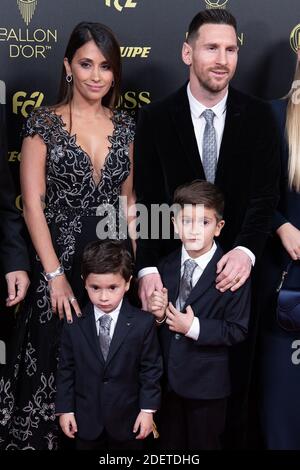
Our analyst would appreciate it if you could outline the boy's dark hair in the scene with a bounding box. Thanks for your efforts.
[173,180,224,221]
[81,240,133,282]
[187,9,237,44]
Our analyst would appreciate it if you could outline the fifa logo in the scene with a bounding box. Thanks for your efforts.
[104,0,137,12]
[290,24,300,53]
[13,91,44,117]
[17,0,38,26]
[205,0,228,8]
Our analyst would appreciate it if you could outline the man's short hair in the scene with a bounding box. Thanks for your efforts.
[187,9,237,44]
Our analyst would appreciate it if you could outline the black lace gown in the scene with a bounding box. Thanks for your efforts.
[0,107,135,450]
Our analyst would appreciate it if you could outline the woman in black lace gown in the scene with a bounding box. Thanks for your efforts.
[0,22,135,450]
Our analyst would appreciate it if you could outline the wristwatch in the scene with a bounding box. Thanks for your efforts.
[43,265,64,281]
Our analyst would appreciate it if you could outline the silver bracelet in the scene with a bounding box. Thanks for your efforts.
[155,314,167,324]
[43,265,64,281]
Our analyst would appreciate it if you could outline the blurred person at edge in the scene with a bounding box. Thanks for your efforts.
[258,48,300,450]
[0,99,29,308]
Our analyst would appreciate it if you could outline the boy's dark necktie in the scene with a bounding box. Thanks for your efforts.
[99,314,112,360]
[178,258,198,311]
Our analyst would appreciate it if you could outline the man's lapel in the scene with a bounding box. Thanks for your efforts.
[105,298,134,367]
[216,87,244,183]
[170,85,205,179]
[79,302,105,364]
[184,245,223,310]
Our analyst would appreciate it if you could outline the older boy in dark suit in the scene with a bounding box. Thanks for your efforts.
[149,181,251,450]
[55,240,162,451]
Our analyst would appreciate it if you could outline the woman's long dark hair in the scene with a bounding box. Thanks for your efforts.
[57,22,121,109]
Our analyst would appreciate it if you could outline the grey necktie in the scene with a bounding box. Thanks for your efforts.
[202,109,217,183]
[178,259,198,311]
[99,314,112,360]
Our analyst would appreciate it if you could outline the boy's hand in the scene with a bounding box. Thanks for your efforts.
[166,302,194,334]
[133,411,154,440]
[59,413,78,439]
[148,287,168,320]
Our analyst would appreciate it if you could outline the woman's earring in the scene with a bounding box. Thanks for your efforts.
[111,80,115,88]
[66,74,73,84]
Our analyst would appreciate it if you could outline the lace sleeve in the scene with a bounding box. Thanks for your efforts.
[21,107,51,144]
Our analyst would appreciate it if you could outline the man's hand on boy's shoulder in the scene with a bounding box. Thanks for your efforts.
[166,302,194,335]
[216,249,252,292]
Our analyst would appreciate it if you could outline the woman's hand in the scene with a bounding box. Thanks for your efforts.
[277,222,300,260]
[48,275,81,322]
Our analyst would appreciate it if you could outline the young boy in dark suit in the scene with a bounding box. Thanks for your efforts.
[55,240,162,451]
[149,180,251,450]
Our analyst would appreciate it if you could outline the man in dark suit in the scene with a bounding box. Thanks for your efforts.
[0,85,29,307]
[148,181,251,450]
[134,9,279,300]
[134,9,280,447]
[55,240,162,451]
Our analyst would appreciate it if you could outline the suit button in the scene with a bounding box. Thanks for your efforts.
[175,333,181,340]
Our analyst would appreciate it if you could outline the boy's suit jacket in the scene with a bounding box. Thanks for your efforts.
[158,245,251,401]
[55,298,162,441]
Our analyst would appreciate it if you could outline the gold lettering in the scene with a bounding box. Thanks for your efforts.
[238,33,244,46]
[141,47,151,58]
[13,91,26,114]
[7,29,18,41]
[15,195,23,211]
[139,91,151,106]
[0,28,7,41]
[8,151,21,162]
[123,91,137,109]
[33,29,46,42]
[131,47,142,58]
[125,0,137,7]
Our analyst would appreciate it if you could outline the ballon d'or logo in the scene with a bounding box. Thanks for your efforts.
[17,0,38,26]
[205,0,228,8]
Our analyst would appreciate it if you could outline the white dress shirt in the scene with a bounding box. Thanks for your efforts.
[187,82,227,160]
[177,242,217,341]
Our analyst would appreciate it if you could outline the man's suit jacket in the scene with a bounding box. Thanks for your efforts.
[158,245,251,400]
[134,84,280,271]
[0,103,29,274]
[55,298,163,442]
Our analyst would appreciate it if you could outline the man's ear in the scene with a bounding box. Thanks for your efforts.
[182,42,192,66]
